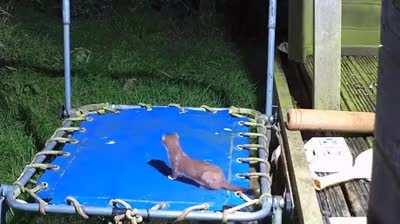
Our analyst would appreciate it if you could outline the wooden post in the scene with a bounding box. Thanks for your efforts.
[313,0,342,110]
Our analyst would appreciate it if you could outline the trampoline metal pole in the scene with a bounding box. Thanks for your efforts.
[272,196,284,224]
[266,0,277,121]
[62,0,72,115]
[0,189,6,224]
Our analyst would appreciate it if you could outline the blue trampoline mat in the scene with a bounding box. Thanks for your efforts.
[37,107,252,211]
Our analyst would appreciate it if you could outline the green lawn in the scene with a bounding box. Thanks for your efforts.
[0,2,256,223]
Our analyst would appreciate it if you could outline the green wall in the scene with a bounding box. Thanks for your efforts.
[288,0,381,62]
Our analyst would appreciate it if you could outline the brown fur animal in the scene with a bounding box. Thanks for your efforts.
[162,133,243,192]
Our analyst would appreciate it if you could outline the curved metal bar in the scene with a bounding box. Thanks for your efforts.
[14,121,72,187]
[4,124,275,222]
[0,191,6,224]
[4,185,272,221]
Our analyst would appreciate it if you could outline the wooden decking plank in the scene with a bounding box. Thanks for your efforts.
[316,185,352,217]
[341,71,374,111]
[298,55,378,221]
[342,60,374,111]
[342,138,371,216]
[304,56,377,112]
[341,57,376,111]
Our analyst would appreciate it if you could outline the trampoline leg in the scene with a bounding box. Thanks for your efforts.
[62,0,72,115]
[272,196,284,224]
[265,0,277,121]
[0,191,6,224]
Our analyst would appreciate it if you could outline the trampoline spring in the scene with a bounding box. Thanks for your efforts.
[234,191,253,202]
[66,196,89,219]
[65,115,91,122]
[238,121,266,128]
[96,107,120,115]
[239,132,268,143]
[200,105,218,113]
[54,127,86,134]
[236,144,265,151]
[101,105,119,114]
[30,182,48,193]
[229,106,259,118]
[46,137,79,145]
[230,112,245,118]
[223,199,258,214]
[35,150,71,158]
[236,157,269,165]
[168,103,186,113]
[150,202,168,210]
[175,203,209,222]
[27,163,60,171]
[16,184,48,215]
[223,193,271,215]
[28,179,38,185]
[138,103,152,111]
[109,199,132,209]
[235,172,270,179]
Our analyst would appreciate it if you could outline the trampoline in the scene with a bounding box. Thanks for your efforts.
[0,0,282,223]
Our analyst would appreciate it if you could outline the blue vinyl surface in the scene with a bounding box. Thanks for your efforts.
[37,107,252,211]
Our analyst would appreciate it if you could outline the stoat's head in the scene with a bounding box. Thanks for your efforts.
[161,133,180,149]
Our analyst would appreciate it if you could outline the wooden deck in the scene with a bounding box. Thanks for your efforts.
[276,55,377,223]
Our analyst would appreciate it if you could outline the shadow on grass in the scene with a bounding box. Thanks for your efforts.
[0,58,233,107]
[234,40,268,113]
[17,104,48,151]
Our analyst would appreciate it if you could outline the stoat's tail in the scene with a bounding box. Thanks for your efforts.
[221,182,245,192]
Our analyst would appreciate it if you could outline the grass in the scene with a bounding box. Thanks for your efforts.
[0,2,257,223]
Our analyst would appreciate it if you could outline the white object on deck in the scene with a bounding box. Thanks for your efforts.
[313,149,373,190]
[329,217,366,224]
[304,137,353,173]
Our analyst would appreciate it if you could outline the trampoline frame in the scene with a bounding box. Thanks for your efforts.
[0,0,281,222]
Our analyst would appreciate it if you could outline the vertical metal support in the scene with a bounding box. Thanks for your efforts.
[271,196,284,224]
[63,0,72,115]
[313,0,341,110]
[0,187,7,224]
[266,0,277,121]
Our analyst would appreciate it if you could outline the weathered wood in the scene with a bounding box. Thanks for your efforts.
[300,55,378,219]
[275,57,324,224]
[342,138,371,216]
[313,0,342,110]
[315,169,351,218]
[305,56,378,112]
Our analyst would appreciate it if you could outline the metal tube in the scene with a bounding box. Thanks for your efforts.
[4,116,274,222]
[272,197,283,224]
[0,191,6,224]
[63,0,72,115]
[14,121,72,187]
[266,0,277,120]
[4,184,273,221]
[5,108,274,221]
[258,124,272,202]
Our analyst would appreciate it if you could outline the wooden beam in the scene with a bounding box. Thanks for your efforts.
[275,57,324,224]
[313,0,342,110]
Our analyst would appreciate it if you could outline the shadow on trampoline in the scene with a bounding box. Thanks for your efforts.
[147,159,201,188]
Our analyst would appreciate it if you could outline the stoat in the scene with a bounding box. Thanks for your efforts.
[162,133,243,192]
